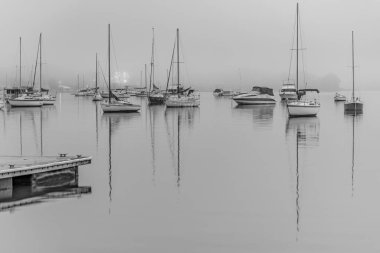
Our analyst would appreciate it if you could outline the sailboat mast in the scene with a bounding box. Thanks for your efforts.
[108,24,111,104]
[145,64,147,87]
[95,53,98,89]
[40,33,42,91]
[177,28,180,94]
[77,74,79,90]
[149,28,155,94]
[352,31,355,100]
[296,3,299,92]
[19,37,22,88]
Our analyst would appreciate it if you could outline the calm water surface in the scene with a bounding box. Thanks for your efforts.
[0,91,379,252]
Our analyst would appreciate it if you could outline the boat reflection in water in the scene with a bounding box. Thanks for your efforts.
[0,167,91,212]
[344,111,362,196]
[233,104,275,128]
[285,117,320,238]
[164,107,199,187]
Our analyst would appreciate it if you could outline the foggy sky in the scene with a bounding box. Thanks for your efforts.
[0,0,379,91]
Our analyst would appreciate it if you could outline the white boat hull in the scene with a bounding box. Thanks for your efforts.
[9,99,43,107]
[287,101,320,117]
[101,102,140,113]
[165,95,200,107]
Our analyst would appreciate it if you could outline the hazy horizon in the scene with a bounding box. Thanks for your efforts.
[1,0,379,92]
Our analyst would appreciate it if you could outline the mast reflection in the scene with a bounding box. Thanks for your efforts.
[286,117,320,238]
[164,107,198,188]
[344,111,362,197]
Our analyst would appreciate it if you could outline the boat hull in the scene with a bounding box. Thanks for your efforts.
[165,95,200,107]
[344,101,363,113]
[334,97,346,102]
[287,101,320,117]
[42,100,55,105]
[9,99,43,107]
[148,95,166,105]
[101,102,141,113]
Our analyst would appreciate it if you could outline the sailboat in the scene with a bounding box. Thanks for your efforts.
[34,33,56,105]
[344,31,363,113]
[9,37,43,107]
[165,29,200,108]
[148,28,165,105]
[101,24,141,113]
[92,53,103,101]
[286,3,320,117]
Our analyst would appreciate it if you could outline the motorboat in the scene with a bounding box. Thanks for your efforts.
[9,94,43,107]
[279,82,297,101]
[334,93,346,102]
[232,86,276,105]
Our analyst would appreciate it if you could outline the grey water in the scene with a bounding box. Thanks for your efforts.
[0,91,379,252]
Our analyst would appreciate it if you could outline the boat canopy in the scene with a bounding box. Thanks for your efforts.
[298,89,320,93]
[214,88,222,92]
[252,86,274,96]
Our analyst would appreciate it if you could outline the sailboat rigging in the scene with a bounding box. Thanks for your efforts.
[101,24,141,113]
[165,28,200,107]
[286,3,320,117]
[93,53,103,101]
[344,31,363,113]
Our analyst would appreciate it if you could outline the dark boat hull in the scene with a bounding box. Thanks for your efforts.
[148,95,165,105]
[344,101,363,113]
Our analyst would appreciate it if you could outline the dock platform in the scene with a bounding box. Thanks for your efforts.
[0,155,91,179]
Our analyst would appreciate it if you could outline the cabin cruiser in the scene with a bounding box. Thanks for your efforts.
[287,89,320,117]
[279,82,297,101]
[334,93,346,102]
[8,94,43,107]
[232,86,276,105]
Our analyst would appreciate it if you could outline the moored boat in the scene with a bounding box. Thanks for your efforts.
[9,94,43,107]
[344,31,363,114]
[334,92,346,102]
[101,24,140,113]
[286,3,320,117]
[279,82,297,101]
[164,28,200,108]
[232,86,276,105]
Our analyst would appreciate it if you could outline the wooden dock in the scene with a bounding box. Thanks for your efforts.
[0,155,91,179]
[0,155,92,211]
